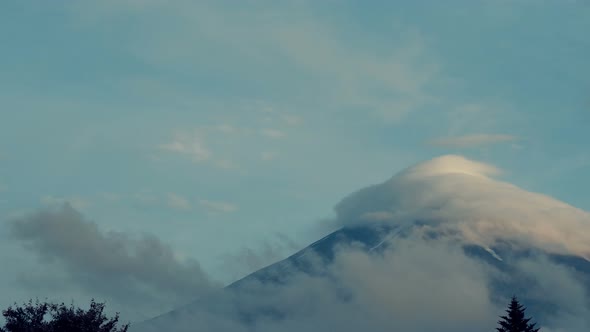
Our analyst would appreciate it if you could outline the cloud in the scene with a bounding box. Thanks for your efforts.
[428,134,517,148]
[68,1,438,121]
[335,155,590,259]
[215,124,237,134]
[41,195,90,210]
[158,131,211,163]
[260,151,277,161]
[511,256,590,331]
[138,235,501,332]
[282,114,303,126]
[219,233,301,281]
[199,199,237,213]
[158,129,240,169]
[9,204,217,317]
[133,190,159,205]
[327,238,499,331]
[166,193,191,210]
[158,121,290,169]
[260,129,286,139]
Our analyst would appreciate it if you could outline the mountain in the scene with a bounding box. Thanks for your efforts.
[133,156,590,332]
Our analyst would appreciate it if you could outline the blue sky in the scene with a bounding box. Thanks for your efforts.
[0,0,589,318]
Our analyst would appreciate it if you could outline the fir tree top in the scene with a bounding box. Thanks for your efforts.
[496,296,540,332]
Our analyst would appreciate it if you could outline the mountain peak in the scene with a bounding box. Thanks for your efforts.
[335,155,590,260]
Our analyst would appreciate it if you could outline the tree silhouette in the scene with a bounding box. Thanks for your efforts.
[496,296,540,332]
[0,299,48,332]
[0,299,129,332]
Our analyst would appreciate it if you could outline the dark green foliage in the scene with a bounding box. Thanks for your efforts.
[0,299,129,332]
[0,299,48,332]
[496,296,540,332]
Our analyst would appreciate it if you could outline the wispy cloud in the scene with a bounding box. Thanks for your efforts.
[133,190,159,205]
[199,199,237,213]
[166,193,191,211]
[41,195,90,210]
[69,1,438,122]
[158,130,239,169]
[282,114,303,126]
[158,120,291,169]
[219,233,301,282]
[260,129,286,139]
[158,131,211,162]
[428,134,517,148]
[215,124,238,134]
[260,151,277,161]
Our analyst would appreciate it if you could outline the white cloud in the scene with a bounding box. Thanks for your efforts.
[158,121,289,169]
[69,1,438,122]
[399,154,500,179]
[101,192,124,202]
[335,155,590,259]
[41,195,90,210]
[282,114,303,126]
[215,124,237,134]
[133,190,159,205]
[158,130,239,169]
[158,131,211,163]
[166,193,191,210]
[214,159,237,170]
[260,151,277,161]
[429,134,517,148]
[260,129,286,139]
[199,199,237,213]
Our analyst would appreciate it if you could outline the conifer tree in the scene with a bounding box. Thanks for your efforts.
[496,296,540,332]
[0,299,129,332]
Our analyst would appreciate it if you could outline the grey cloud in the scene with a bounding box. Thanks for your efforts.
[9,204,218,318]
[140,235,501,332]
[141,232,590,332]
[514,256,590,330]
[326,237,499,331]
[219,233,302,281]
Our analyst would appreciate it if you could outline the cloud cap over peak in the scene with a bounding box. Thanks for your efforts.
[399,155,500,179]
[335,155,590,259]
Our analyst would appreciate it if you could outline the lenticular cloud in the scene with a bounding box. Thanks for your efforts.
[335,155,590,259]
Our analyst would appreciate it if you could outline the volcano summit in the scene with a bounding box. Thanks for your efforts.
[135,155,590,332]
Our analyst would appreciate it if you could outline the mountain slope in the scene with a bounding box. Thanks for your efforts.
[134,156,590,332]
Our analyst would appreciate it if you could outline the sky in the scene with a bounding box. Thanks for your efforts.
[0,0,589,326]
